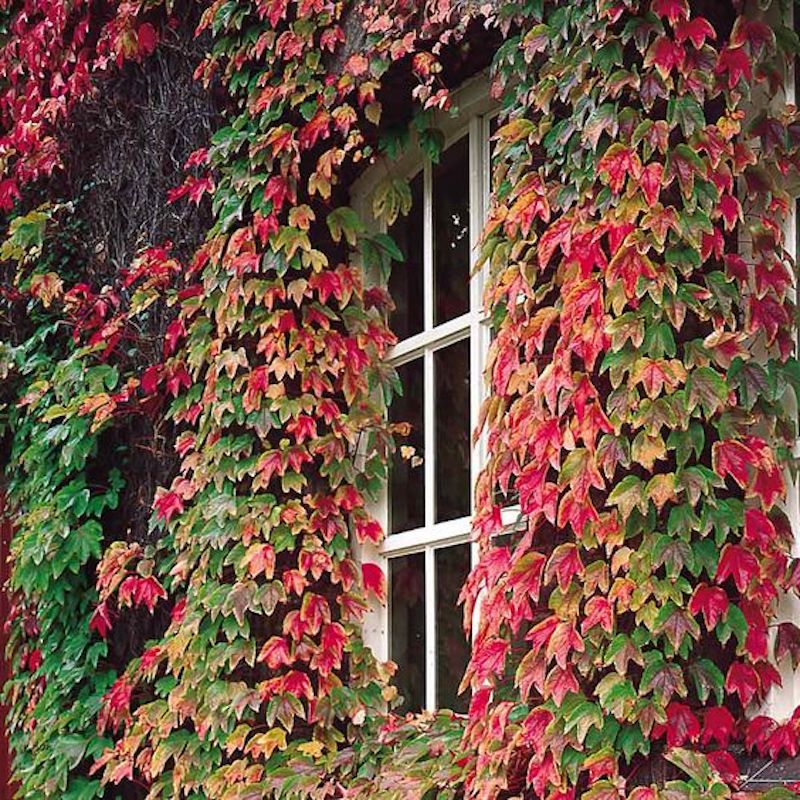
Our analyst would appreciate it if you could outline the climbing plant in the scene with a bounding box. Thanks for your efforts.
[465,1,800,798]
[3,0,800,799]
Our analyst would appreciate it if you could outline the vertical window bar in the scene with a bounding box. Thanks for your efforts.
[425,545,437,710]
[423,162,434,332]
[423,160,436,530]
[424,348,435,529]
[468,116,484,577]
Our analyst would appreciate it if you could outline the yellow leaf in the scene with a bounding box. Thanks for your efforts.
[248,728,287,758]
[297,740,325,759]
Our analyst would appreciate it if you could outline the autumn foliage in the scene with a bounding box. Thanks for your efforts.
[1,0,800,799]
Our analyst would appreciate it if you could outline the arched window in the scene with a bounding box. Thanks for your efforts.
[355,77,495,713]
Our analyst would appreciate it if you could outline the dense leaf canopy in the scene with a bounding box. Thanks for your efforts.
[1,0,800,799]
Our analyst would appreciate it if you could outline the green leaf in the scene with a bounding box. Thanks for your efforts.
[667,96,705,137]
[326,207,364,246]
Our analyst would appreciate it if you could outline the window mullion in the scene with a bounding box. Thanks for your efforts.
[424,348,435,528]
[425,545,437,711]
[468,116,484,583]
[423,162,434,331]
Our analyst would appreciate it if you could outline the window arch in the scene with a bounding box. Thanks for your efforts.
[354,76,495,713]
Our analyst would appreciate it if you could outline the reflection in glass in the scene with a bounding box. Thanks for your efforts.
[433,135,471,325]
[390,554,426,713]
[390,358,425,533]
[388,172,424,340]
[435,544,471,712]
[435,338,470,522]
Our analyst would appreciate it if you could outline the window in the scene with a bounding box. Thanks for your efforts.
[355,77,494,713]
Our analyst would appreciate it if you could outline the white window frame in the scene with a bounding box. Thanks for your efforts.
[353,75,495,711]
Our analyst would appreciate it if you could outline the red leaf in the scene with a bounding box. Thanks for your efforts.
[725,661,760,707]
[718,194,742,231]
[715,544,759,593]
[706,750,739,785]
[27,648,43,672]
[361,562,386,603]
[748,293,789,345]
[543,664,579,706]
[775,622,800,669]
[520,708,554,748]
[281,670,314,701]
[751,461,785,510]
[598,144,642,193]
[538,215,573,269]
[645,36,686,80]
[712,440,753,488]
[544,543,584,591]
[688,584,728,629]
[526,752,560,798]
[171,597,187,624]
[756,661,782,695]
[581,596,613,634]
[766,723,799,760]
[746,715,777,754]
[136,23,158,57]
[472,637,510,682]
[299,592,330,636]
[298,111,331,151]
[164,318,185,357]
[90,601,113,638]
[141,365,161,395]
[743,507,776,552]
[98,677,133,733]
[742,600,768,660]
[312,622,347,676]
[651,0,689,23]
[639,162,663,206]
[257,0,288,26]
[118,575,167,613]
[674,17,716,49]
[258,636,292,669]
[154,489,184,523]
[0,178,21,211]
[184,148,209,168]
[701,706,736,748]
[715,45,752,90]
[607,244,656,299]
[664,702,700,747]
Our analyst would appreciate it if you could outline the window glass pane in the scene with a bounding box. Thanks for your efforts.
[390,357,425,533]
[388,172,424,340]
[435,544,471,712]
[433,135,470,325]
[435,338,470,522]
[390,553,426,713]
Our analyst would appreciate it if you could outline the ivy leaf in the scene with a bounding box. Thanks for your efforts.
[372,177,412,227]
[688,585,728,630]
[686,367,728,417]
[596,673,637,719]
[665,747,712,786]
[583,103,618,150]
[687,659,725,705]
[667,96,705,137]
[775,622,800,668]
[326,207,364,246]
[654,602,699,651]
[641,657,687,703]
[663,702,700,747]
[700,706,736,748]
[725,661,761,707]
[598,143,642,193]
[715,544,759,592]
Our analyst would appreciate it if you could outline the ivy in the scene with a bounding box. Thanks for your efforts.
[2,0,800,798]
